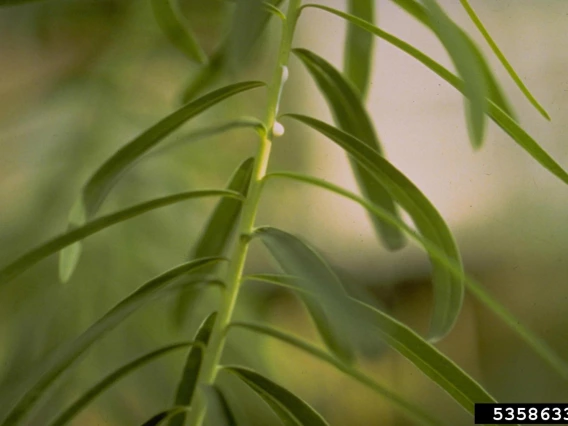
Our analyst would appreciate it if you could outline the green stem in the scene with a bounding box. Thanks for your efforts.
[187,2,301,425]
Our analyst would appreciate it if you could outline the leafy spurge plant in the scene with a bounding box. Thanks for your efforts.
[1,0,567,425]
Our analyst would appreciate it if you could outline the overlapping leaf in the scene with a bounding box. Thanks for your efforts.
[150,0,207,63]
[293,48,406,250]
[1,258,223,426]
[175,158,254,325]
[59,81,264,282]
[169,312,217,426]
[0,190,241,286]
[283,115,463,341]
[253,226,355,363]
[223,366,329,426]
[200,385,238,426]
[299,5,568,185]
[48,343,193,426]
[344,0,374,97]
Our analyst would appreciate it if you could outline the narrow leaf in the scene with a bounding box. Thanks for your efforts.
[458,0,550,120]
[140,407,188,426]
[1,258,223,426]
[58,81,263,282]
[223,366,330,426]
[150,0,207,63]
[283,114,463,341]
[48,343,193,426]
[175,158,255,325]
[420,0,488,148]
[169,312,218,426]
[301,5,568,184]
[263,171,568,381]
[0,190,242,286]
[344,0,374,97]
[200,385,238,426]
[293,48,406,250]
[389,0,515,121]
[230,319,444,426]
[253,226,355,363]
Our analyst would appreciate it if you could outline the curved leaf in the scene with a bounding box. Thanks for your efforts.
[58,81,264,282]
[48,343,193,426]
[252,226,355,363]
[458,0,550,119]
[390,0,516,120]
[230,319,444,426]
[0,190,242,286]
[283,114,463,341]
[263,171,568,381]
[140,407,188,426]
[299,5,568,185]
[169,312,218,426]
[293,48,406,250]
[223,366,329,426]
[200,385,238,426]
[151,0,207,63]
[344,0,374,97]
[420,0,488,148]
[1,258,223,426]
[175,158,254,325]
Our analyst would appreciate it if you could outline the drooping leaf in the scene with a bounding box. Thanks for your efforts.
[283,115,463,341]
[1,258,223,426]
[169,312,218,426]
[389,0,516,121]
[344,0,374,97]
[150,0,207,63]
[253,226,355,363]
[140,407,187,426]
[174,158,254,325]
[458,0,550,120]
[200,385,238,426]
[223,366,330,426]
[230,319,443,426]
[301,5,568,185]
[48,343,193,426]
[420,0,488,148]
[263,171,568,381]
[293,48,406,251]
[0,190,242,287]
[58,81,264,282]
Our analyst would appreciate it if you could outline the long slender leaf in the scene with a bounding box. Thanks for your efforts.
[150,0,207,63]
[253,226,355,363]
[169,312,218,426]
[200,385,238,426]
[299,5,568,185]
[175,158,255,325]
[0,190,242,286]
[48,342,193,426]
[344,0,374,97]
[230,318,444,426]
[283,114,463,341]
[141,407,188,426]
[1,258,223,426]
[458,0,550,120]
[390,0,516,120]
[58,81,263,282]
[263,171,568,381]
[420,0,488,148]
[223,366,330,426]
[293,48,406,250]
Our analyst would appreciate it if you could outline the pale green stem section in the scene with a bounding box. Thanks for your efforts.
[186,2,301,425]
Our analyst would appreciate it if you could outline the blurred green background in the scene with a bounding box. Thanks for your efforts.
[0,0,567,425]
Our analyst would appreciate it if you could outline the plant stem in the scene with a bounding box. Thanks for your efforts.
[187,1,301,425]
